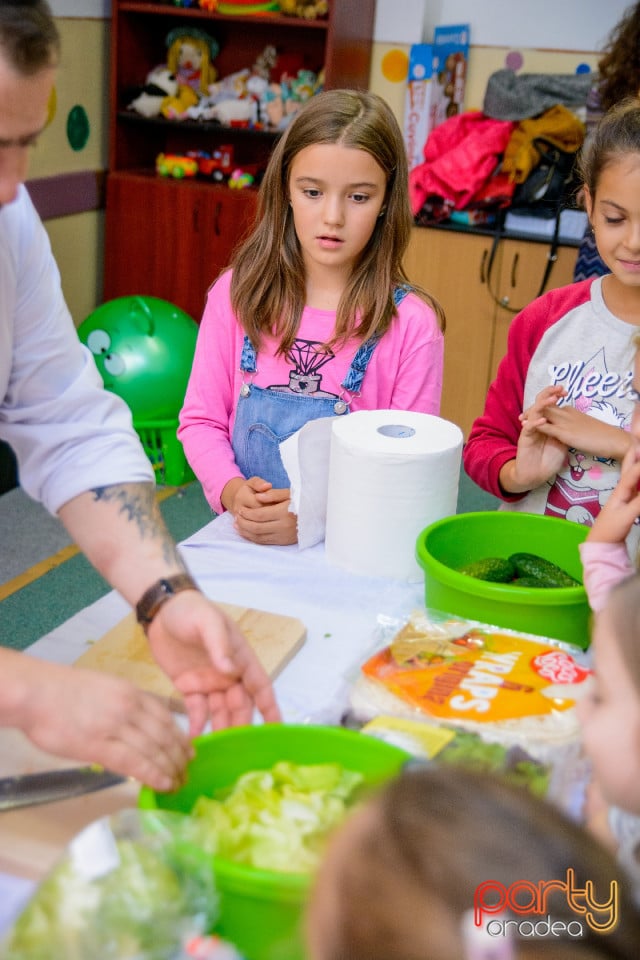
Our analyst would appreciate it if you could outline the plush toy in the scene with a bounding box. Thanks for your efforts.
[279,0,328,19]
[210,97,256,126]
[263,68,319,130]
[165,27,219,96]
[160,84,199,120]
[127,67,178,118]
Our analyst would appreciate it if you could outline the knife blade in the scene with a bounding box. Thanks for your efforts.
[0,767,127,811]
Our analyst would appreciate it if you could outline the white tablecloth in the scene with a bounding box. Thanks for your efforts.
[27,511,424,725]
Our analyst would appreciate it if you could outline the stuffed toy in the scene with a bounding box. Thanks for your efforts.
[165,27,219,96]
[279,0,328,19]
[161,84,199,120]
[127,67,178,118]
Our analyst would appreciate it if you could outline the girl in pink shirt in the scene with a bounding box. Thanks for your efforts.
[179,89,444,546]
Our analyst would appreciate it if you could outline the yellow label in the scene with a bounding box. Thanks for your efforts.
[362,716,456,757]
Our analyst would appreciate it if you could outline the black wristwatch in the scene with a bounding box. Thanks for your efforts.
[135,573,200,632]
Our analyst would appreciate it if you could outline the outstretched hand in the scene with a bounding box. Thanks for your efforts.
[148,590,282,736]
[14,655,193,792]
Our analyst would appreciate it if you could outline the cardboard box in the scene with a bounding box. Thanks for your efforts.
[403,43,434,172]
[431,24,470,128]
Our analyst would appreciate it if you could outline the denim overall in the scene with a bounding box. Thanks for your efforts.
[231,286,411,488]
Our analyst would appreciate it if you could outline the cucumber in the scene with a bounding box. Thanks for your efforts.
[508,552,580,588]
[458,557,516,583]
[512,576,547,588]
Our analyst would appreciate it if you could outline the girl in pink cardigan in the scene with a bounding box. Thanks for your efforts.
[179,90,444,546]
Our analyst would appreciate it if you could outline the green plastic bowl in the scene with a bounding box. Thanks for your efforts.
[138,724,408,960]
[416,512,590,649]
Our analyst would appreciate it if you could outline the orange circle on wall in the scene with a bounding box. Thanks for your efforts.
[381,49,409,84]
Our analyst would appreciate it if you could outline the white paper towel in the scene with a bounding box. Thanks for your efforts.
[281,410,463,579]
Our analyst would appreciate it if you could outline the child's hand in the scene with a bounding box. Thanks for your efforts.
[499,386,568,493]
[229,476,298,545]
[537,404,632,462]
[588,442,640,544]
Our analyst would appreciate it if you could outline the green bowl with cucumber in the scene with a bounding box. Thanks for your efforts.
[416,511,590,649]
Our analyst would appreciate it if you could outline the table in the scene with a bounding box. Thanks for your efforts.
[0,512,423,933]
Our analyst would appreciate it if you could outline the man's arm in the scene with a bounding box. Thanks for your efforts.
[58,483,282,734]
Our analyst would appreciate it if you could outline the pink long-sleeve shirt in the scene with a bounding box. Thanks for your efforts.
[179,270,444,513]
[578,540,634,613]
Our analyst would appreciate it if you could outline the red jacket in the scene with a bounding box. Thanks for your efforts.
[409,111,516,215]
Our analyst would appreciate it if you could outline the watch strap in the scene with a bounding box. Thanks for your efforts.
[135,573,199,631]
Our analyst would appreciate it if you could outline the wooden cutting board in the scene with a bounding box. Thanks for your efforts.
[73,603,306,711]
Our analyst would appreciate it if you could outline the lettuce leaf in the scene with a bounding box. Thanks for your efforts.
[191,761,364,874]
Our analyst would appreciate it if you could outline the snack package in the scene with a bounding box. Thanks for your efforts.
[361,716,552,798]
[0,808,223,960]
[349,609,591,762]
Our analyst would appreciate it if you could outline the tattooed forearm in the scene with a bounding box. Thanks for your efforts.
[90,483,185,568]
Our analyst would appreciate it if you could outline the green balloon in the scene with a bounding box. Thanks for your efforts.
[77,296,199,420]
[66,105,90,151]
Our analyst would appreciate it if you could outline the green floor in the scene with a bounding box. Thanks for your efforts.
[1,483,215,652]
[0,469,498,653]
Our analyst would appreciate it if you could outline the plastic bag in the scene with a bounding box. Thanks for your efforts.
[344,606,591,758]
[1,808,220,960]
[343,607,593,817]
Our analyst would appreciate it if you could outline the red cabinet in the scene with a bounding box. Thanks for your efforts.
[104,172,258,321]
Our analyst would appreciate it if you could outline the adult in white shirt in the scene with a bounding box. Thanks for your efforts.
[0,0,280,793]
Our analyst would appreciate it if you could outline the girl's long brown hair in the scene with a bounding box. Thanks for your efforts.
[229,88,443,355]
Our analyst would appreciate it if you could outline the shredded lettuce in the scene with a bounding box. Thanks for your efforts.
[191,761,364,873]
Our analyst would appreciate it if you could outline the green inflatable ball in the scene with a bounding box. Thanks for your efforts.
[78,296,198,421]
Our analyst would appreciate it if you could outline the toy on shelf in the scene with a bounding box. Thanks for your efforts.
[263,68,321,129]
[160,27,219,119]
[126,29,322,131]
[156,153,198,178]
[127,27,220,122]
[228,168,255,190]
[279,0,328,19]
[216,2,279,14]
[187,146,235,182]
[127,67,178,119]
[166,27,219,96]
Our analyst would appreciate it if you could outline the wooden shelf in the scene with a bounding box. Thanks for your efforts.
[104,0,375,318]
[118,2,329,30]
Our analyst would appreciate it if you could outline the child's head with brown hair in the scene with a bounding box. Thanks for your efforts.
[306,764,640,960]
[578,573,640,819]
[597,2,640,113]
[230,88,442,354]
[579,98,640,201]
[578,99,640,301]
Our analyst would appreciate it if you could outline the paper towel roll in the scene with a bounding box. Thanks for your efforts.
[324,410,463,580]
